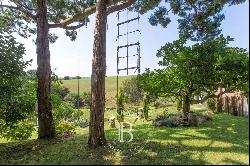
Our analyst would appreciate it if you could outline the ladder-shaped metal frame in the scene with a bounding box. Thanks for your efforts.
[116,7,141,142]
[116,7,141,122]
[116,8,141,91]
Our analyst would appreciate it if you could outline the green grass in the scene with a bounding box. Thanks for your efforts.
[0,105,249,165]
[62,76,132,108]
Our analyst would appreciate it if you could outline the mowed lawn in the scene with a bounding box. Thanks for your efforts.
[62,76,132,108]
[0,106,249,165]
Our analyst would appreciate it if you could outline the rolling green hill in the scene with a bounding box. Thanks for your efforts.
[62,75,132,107]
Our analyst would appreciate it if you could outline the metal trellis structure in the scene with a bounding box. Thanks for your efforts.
[116,7,141,100]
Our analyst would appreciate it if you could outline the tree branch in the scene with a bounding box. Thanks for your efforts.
[51,0,135,28]
[12,0,36,11]
[191,89,233,104]
[49,23,85,30]
[107,0,136,15]
[0,4,36,21]
[187,0,198,15]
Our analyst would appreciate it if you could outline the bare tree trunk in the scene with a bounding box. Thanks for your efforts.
[216,94,223,112]
[182,93,191,119]
[88,0,107,148]
[36,0,55,139]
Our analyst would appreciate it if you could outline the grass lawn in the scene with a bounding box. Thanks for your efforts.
[0,105,249,165]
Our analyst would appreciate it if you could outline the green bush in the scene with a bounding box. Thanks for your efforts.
[203,111,214,120]
[81,92,91,108]
[124,107,137,116]
[117,88,126,115]
[55,120,76,136]
[0,31,37,140]
[64,93,84,109]
[0,119,35,141]
[53,86,70,100]
[207,98,216,112]
[176,97,182,111]
[64,92,91,109]
[155,111,181,121]
[122,77,143,104]
[153,98,175,109]
[142,94,150,120]
[154,112,181,127]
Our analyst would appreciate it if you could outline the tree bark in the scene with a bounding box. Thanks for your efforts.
[216,94,223,112]
[182,93,191,119]
[36,0,55,139]
[88,0,107,148]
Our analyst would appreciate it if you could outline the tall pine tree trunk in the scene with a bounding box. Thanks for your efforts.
[36,0,55,139]
[88,0,107,148]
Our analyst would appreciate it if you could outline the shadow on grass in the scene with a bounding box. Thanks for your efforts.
[0,113,248,165]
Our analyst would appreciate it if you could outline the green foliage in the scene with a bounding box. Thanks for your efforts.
[0,119,35,141]
[55,120,76,136]
[204,111,214,121]
[154,112,181,127]
[52,95,75,122]
[116,88,126,123]
[1,0,246,43]
[81,92,91,108]
[121,76,143,104]
[0,0,95,41]
[0,30,36,140]
[64,92,90,109]
[153,97,174,108]
[206,98,217,112]
[132,0,247,41]
[142,94,150,120]
[117,88,126,116]
[176,97,182,111]
[53,86,70,100]
[139,36,249,114]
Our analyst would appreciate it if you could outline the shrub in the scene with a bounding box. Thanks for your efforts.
[188,112,201,126]
[153,98,175,109]
[0,119,35,141]
[154,111,211,128]
[125,107,137,116]
[207,98,217,112]
[81,92,91,108]
[117,88,126,115]
[53,86,70,100]
[176,97,182,111]
[64,92,91,109]
[203,111,214,120]
[122,77,143,104]
[55,120,76,136]
[52,99,75,122]
[0,31,36,140]
[154,113,180,127]
[142,94,150,120]
[64,93,84,109]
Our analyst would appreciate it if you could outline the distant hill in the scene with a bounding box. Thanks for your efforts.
[62,75,132,108]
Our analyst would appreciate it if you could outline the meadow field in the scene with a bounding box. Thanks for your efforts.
[61,76,132,108]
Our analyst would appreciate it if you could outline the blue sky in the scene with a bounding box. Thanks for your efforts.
[18,1,249,78]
